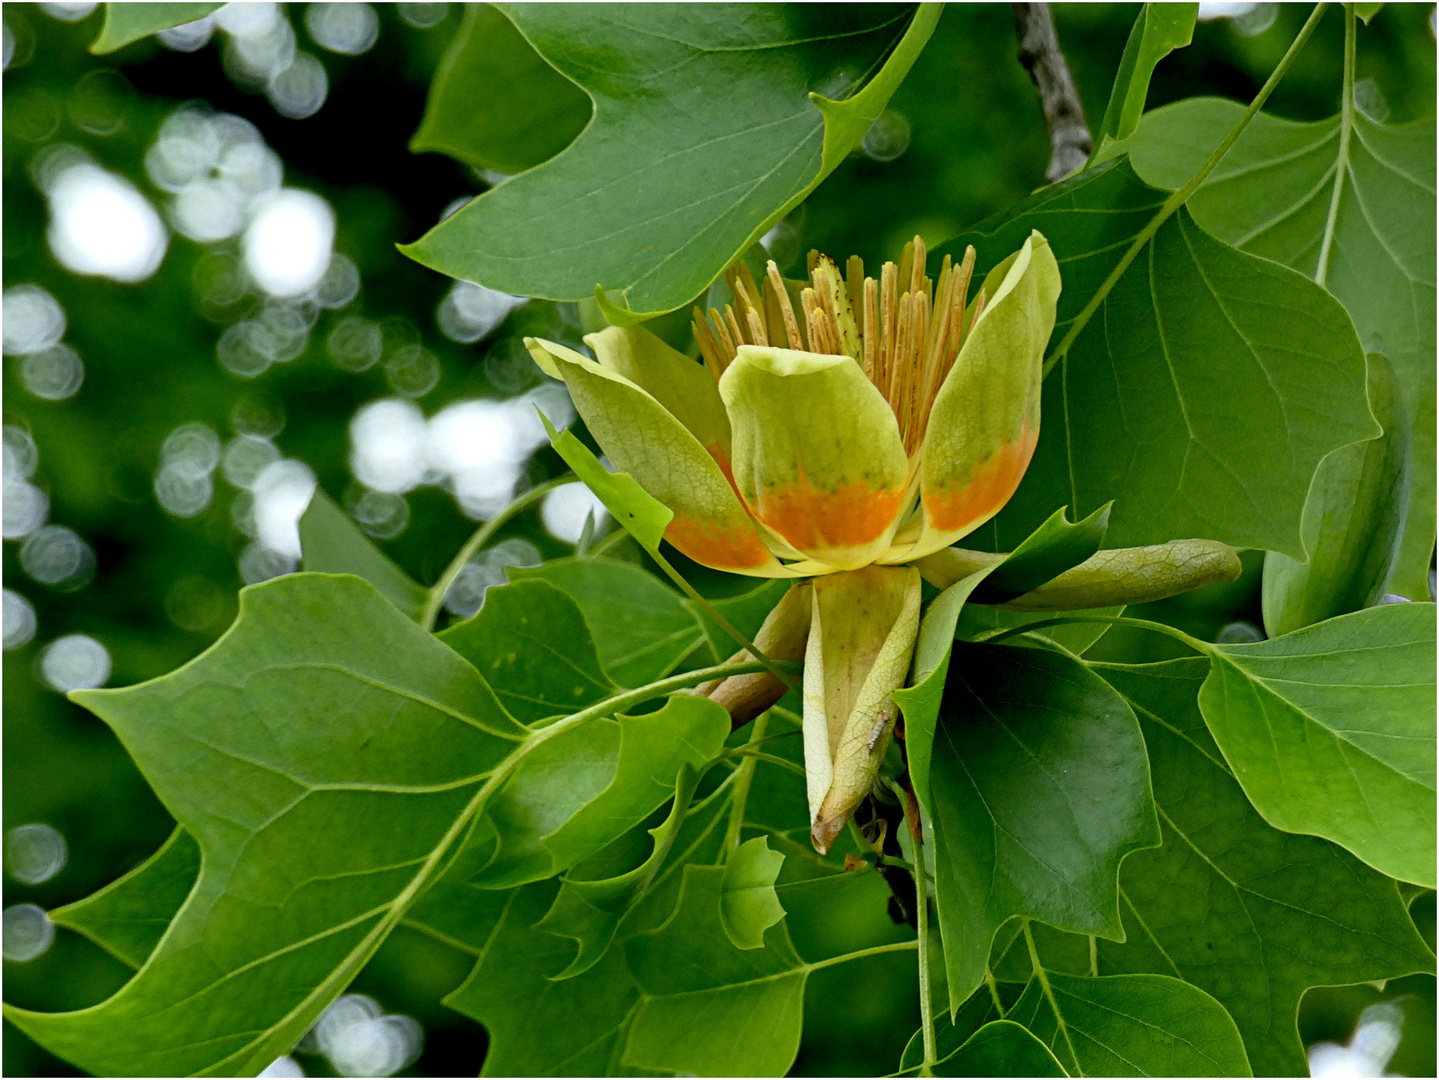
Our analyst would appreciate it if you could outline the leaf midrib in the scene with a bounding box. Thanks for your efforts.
[1217,653,1434,791]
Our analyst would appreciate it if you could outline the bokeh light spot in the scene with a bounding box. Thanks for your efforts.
[3,285,66,356]
[39,633,111,691]
[542,483,610,544]
[2,904,54,962]
[19,344,84,401]
[46,163,168,283]
[305,3,379,55]
[20,526,95,590]
[3,590,38,650]
[5,823,67,885]
[244,189,335,298]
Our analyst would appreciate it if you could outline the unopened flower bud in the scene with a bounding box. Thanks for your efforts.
[804,565,921,853]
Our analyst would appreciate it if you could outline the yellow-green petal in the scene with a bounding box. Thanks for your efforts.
[524,337,789,576]
[720,345,911,571]
[889,231,1060,563]
[584,325,732,461]
[802,565,921,853]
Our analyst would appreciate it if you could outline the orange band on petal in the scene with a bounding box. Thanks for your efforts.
[666,514,775,571]
[751,467,906,556]
[923,421,1038,534]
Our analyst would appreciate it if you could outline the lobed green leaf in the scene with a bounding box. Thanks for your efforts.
[410,4,591,175]
[1092,657,1435,1075]
[925,643,1159,1005]
[1008,970,1252,1076]
[1197,603,1437,885]
[1128,96,1437,599]
[942,162,1379,560]
[402,4,939,317]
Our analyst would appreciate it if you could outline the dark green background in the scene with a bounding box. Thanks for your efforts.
[3,4,1433,1075]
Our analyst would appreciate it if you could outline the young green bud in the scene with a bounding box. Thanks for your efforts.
[916,538,1241,609]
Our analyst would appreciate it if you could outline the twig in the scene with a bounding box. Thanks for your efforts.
[1013,3,1093,183]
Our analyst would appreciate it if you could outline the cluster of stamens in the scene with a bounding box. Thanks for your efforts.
[693,236,985,455]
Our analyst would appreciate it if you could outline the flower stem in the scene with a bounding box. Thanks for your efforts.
[1043,2,1328,378]
[891,780,937,1074]
[421,475,577,631]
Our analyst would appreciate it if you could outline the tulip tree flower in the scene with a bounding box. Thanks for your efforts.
[527,231,1061,851]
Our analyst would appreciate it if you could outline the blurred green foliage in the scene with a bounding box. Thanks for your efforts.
[3,4,1433,1076]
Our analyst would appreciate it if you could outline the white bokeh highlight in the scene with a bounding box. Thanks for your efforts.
[244,189,335,298]
[39,633,111,692]
[2,904,54,962]
[2,285,66,355]
[5,823,67,885]
[542,483,610,544]
[299,994,423,1078]
[45,162,167,283]
[3,590,38,650]
[1307,1002,1405,1079]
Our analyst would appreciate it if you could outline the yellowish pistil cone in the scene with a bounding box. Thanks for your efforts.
[803,565,921,853]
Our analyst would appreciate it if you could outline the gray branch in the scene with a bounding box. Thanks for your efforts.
[1013,3,1093,184]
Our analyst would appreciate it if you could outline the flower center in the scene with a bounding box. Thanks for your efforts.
[692,235,987,456]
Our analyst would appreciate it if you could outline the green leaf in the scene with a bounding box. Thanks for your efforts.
[544,417,672,550]
[1197,603,1437,885]
[1091,657,1436,1076]
[1262,352,1411,636]
[445,880,645,1077]
[48,828,200,970]
[469,696,729,890]
[719,836,786,950]
[971,502,1112,604]
[90,2,221,53]
[927,643,1159,1005]
[538,762,710,977]
[898,991,999,1073]
[5,574,529,1077]
[402,4,940,318]
[512,556,706,686]
[1355,2,1384,23]
[936,1020,1068,1077]
[1093,3,1197,154]
[410,4,591,175]
[942,161,1379,558]
[900,1008,1067,1077]
[622,865,809,1076]
[299,489,428,622]
[1128,96,1436,598]
[440,577,618,724]
[934,160,1164,380]
[893,567,997,816]
[1008,971,1252,1076]
[544,701,729,875]
[900,506,1120,818]
[445,777,738,1075]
